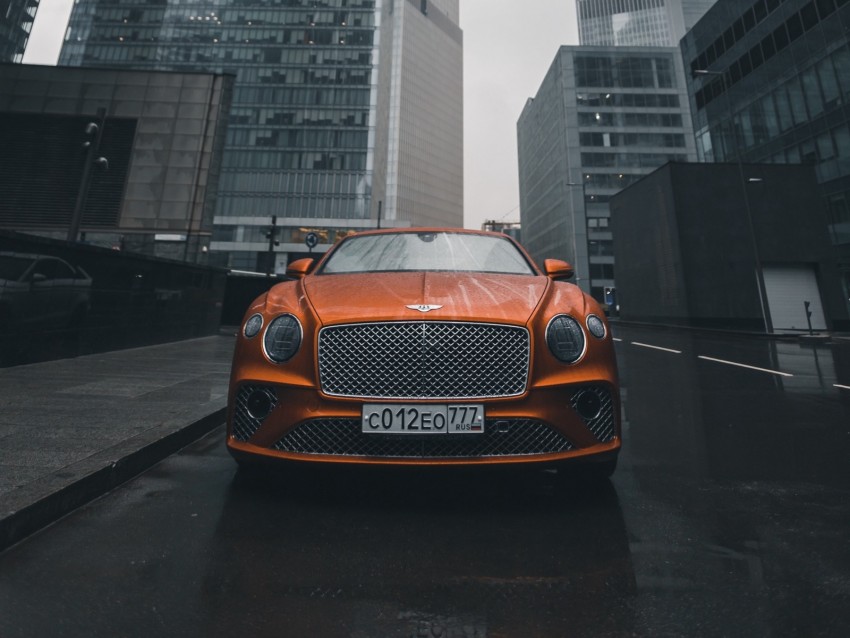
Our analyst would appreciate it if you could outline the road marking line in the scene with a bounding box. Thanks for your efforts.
[835,384,850,391]
[613,337,623,342]
[698,355,793,377]
[631,342,682,354]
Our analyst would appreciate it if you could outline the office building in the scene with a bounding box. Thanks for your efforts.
[0,63,232,262]
[682,0,850,318]
[517,46,696,302]
[481,220,521,244]
[577,0,716,47]
[58,0,463,272]
[1,0,38,62]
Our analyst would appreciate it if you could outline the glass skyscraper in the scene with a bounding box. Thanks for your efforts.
[1,0,38,62]
[577,0,716,47]
[58,0,462,271]
[517,46,696,302]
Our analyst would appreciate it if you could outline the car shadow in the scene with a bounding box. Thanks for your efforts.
[196,462,638,637]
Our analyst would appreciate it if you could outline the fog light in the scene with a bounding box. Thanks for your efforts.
[586,314,606,339]
[247,390,273,420]
[574,391,602,421]
[243,313,263,338]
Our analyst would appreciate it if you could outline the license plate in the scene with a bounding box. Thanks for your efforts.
[362,404,485,435]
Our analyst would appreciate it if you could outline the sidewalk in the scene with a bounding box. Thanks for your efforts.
[0,334,235,552]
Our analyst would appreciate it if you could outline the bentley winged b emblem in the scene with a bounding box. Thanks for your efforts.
[406,304,443,313]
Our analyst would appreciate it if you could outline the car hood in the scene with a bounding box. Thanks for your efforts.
[301,272,549,325]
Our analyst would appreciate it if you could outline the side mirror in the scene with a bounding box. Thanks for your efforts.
[544,259,574,281]
[285,258,315,279]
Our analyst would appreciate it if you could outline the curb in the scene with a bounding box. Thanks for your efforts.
[0,408,225,553]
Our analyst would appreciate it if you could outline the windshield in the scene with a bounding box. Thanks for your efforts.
[320,232,536,275]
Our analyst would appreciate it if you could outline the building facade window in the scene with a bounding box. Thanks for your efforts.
[519,46,696,302]
[58,0,463,270]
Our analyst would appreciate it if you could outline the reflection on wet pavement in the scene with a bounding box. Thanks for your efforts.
[198,461,637,637]
[613,326,850,636]
[615,326,850,484]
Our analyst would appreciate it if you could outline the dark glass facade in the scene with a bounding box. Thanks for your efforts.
[517,46,696,303]
[59,0,463,272]
[577,0,716,47]
[682,0,850,315]
[1,0,38,62]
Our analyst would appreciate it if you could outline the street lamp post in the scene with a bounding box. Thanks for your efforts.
[68,108,108,242]
[565,180,591,295]
[693,69,773,333]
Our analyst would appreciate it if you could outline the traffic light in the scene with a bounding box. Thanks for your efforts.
[266,214,280,246]
[265,215,279,277]
[265,227,279,246]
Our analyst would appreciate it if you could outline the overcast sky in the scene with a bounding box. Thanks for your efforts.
[23,0,579,231]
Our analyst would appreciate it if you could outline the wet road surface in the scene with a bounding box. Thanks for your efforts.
[1,326,849,637]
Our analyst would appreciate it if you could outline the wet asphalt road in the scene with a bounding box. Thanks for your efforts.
[1,325,849,637]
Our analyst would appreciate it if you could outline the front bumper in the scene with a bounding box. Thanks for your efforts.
[226,382,621,467]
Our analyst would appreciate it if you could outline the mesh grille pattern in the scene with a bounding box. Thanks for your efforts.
[570,386,616,442]
[231,384,277,442]
[272,419,573,458]
[319,322,530,399]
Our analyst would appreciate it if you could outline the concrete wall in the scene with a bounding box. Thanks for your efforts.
[611,162,848,330]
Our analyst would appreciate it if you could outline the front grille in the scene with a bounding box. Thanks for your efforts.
[272,419,573,458]
[319,322,530,399]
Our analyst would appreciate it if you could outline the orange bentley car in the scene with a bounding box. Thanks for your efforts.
[226,228,621,478]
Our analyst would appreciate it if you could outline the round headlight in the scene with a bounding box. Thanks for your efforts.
[546,315,586,363]
[263,314,302,363]
[586,314,606,339]
[243,313,263,338]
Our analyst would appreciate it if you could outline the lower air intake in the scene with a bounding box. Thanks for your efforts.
[570,386,616,442]
[231,384,277,442]
[272,419,573,458]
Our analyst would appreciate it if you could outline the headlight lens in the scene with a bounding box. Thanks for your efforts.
[586,314,606,339]
[546,315,586,363]
[243,313,263,338]
[263,314,302,363]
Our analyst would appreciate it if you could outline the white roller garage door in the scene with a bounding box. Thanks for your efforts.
[762,265,826,332]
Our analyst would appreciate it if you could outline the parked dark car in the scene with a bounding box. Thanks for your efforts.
[0,253,92,359]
